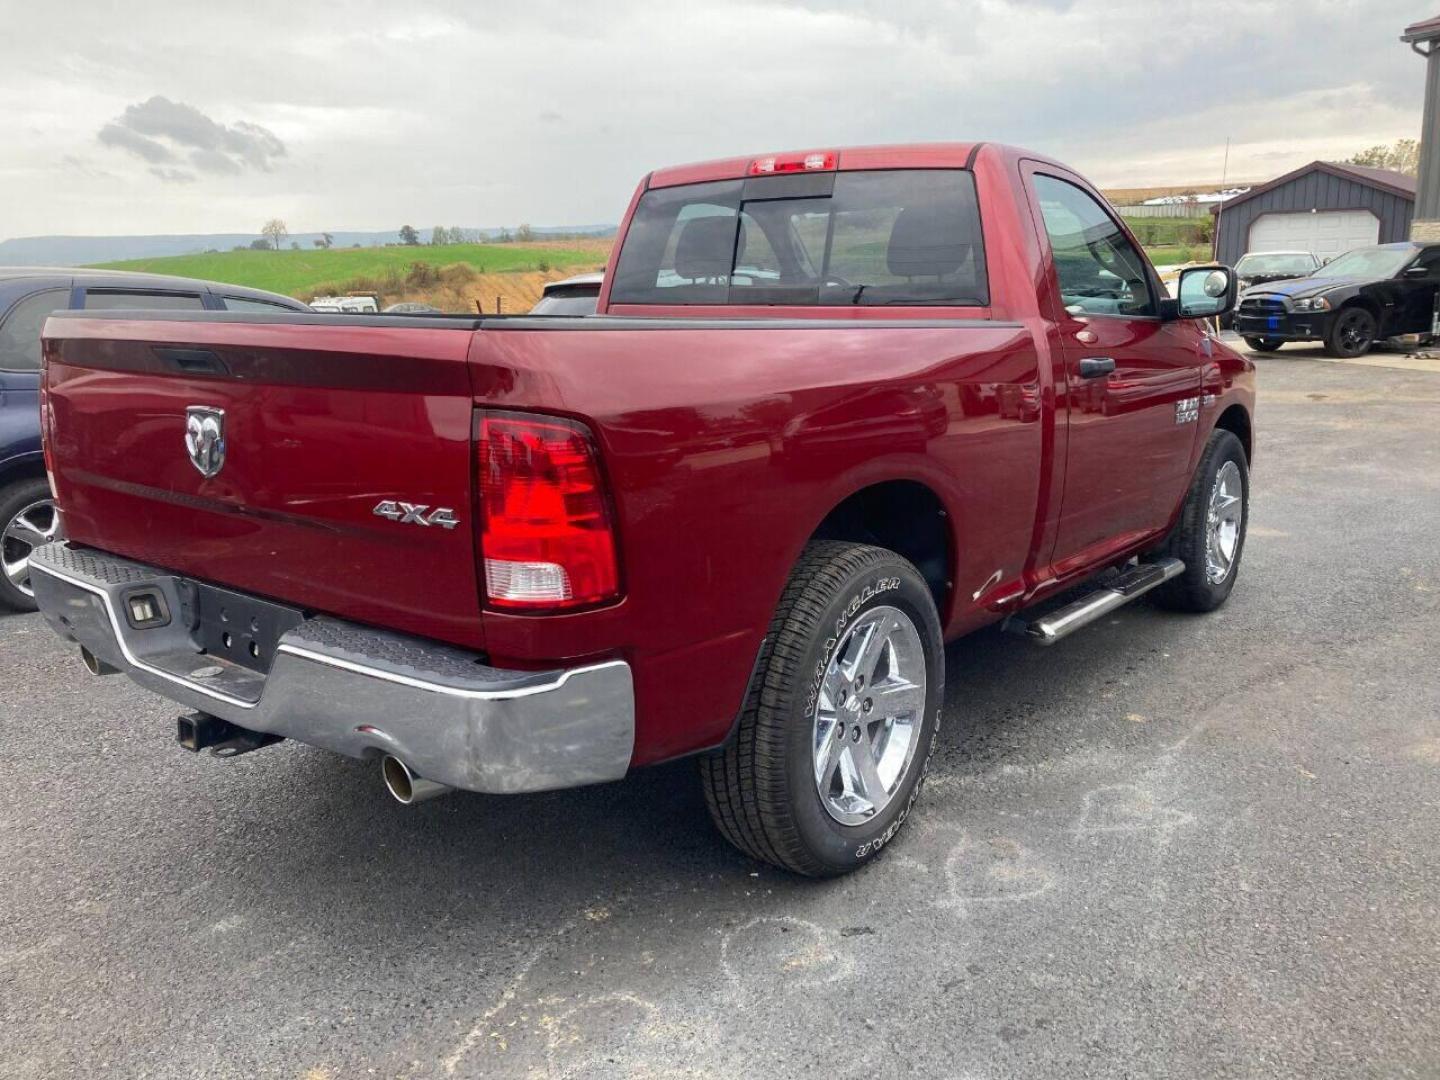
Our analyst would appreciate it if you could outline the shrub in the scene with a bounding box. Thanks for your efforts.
[405,262,440,287]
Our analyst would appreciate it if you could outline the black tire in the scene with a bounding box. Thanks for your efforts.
[1243,336,1284,352]
[700,541,944,876]
[1152,429,1248,613]
[0,477,57,613]
[1324,306,1377,359]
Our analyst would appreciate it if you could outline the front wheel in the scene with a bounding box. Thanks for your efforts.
[1324,307,1377,358]
[700,542,944,876]
[1152,429,1249,613]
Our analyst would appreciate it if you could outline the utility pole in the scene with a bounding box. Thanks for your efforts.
[1402,16,1440,239]
[1213,137,1231,261]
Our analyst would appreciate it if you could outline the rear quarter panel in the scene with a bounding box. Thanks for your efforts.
[469,320,1044,763]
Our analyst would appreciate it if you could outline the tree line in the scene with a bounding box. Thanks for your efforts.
[242,220,556,251]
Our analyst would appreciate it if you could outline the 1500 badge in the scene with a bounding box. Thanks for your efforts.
[372,500,460,530]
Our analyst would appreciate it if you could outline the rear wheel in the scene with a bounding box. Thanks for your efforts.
[700,542,944,876]
[0,478,59,612]
[1324,306,1377,358]
[1243,336,1284,352]
[1152,429,1248,613]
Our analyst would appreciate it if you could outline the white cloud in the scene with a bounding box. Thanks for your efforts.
[0,0,1426,237]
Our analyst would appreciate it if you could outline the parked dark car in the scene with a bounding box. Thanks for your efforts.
[1233,242,1440,357]
[529,272,603,315]
[0,268,306,611]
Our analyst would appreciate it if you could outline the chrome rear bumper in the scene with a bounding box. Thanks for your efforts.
[28,542,634,794]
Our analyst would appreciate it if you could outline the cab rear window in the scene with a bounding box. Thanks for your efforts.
[610,169,988,307]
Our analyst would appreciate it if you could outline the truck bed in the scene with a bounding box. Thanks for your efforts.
[44,307,1043,761]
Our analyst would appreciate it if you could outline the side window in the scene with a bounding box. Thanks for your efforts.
[83,290,205,311]
[1411,248,1440,278]
[0,289,68,371]
[222,296,297,313]
[1033,175,1155,317]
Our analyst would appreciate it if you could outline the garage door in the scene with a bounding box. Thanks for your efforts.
[1248,210,1380,259]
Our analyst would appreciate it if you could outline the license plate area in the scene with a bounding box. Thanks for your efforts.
[193,583,305,674]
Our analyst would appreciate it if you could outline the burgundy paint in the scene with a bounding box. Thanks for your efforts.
[42,143,1254,769]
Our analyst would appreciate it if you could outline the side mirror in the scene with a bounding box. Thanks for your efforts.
[1173,264,1236,319]
[1403,264,1429,279]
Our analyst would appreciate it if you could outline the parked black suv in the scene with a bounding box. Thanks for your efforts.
[0,269,306,611]
[1233,242,1440,358]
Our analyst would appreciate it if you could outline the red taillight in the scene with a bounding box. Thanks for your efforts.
[748,151,836,175]
[477,411,620,611]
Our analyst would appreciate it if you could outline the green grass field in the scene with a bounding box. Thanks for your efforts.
[93,242,607,298]
[91,220,1205,302]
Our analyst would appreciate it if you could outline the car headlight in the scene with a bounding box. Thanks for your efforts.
[1291,296,1332,312]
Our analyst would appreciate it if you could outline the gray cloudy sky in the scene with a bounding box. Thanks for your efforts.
[0,0,1429,238]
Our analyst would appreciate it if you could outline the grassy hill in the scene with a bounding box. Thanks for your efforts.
[89,216,1212,312]
[93,240,610,300]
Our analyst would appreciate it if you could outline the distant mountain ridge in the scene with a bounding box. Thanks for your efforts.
[0,226,617,267]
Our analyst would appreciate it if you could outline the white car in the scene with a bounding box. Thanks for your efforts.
[309,295,380,314]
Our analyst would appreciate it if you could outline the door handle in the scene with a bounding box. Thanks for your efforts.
[1078,357,1116,379]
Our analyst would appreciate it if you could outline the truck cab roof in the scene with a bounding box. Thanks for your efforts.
[645,142,1038,188]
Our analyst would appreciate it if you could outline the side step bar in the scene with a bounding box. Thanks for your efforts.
[1005,558,1185,646]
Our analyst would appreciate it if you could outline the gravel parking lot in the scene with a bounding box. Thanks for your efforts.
[3,348,1439,1079]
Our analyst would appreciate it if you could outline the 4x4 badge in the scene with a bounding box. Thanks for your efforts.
[372,500,460,530]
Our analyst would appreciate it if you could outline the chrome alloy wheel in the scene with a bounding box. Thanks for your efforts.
[811,604,926,826]
[1204,461,1243,585]
[2,497,58,599]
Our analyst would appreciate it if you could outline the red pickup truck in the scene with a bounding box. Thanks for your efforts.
[33,143,1253,876]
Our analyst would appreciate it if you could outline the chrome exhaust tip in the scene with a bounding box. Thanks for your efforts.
[381,755,451,805]
[80,646,120,676]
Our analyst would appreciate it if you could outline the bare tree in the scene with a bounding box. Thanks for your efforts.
[1349,138,1420,176]
[516,223,535,243]
[261,218,288,251]
[431,225,447,246]
[447,226,467,244]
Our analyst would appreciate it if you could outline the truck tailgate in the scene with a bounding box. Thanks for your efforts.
[43,315,485,650]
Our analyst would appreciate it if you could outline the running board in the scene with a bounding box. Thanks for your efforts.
[1004,558,1184,646]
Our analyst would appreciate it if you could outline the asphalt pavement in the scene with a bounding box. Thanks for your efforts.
[3,346,1439,1078]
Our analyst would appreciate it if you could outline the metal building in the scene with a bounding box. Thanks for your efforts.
[1211,161,1415,267]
